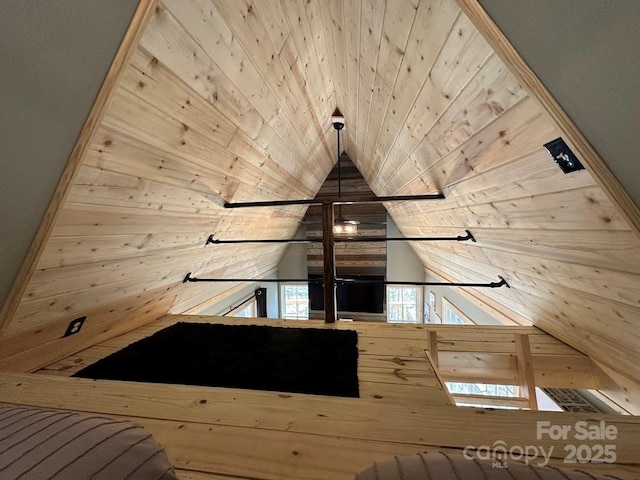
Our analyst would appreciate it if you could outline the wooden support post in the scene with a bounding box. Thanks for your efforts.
[428,330,439,369]
[322,203,337,323]
[515,334,538,410]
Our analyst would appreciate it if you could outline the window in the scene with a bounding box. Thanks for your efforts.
[233,301,256,318]
[280,284,309,320]
[387,286,421,323]
[446,382,519,397]
[456,402,518,410]
[442,298,474,325]
[424,290,436,323]
[446,383,567,411]
[446,382,521,409]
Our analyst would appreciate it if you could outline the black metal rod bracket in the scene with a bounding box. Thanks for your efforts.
[459,230,476,242]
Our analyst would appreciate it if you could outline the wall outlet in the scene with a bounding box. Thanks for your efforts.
[63,316,86,337]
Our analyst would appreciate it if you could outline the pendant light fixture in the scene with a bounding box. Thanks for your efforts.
[331,111,359,235]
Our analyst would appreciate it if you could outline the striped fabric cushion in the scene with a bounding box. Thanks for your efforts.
[355,452,622,480]
[0,405,177,480]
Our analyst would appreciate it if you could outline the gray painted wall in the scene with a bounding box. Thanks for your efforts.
[386,215,424,283]
[277,226,308,279]
[0,1,138,309]
[480,0,640,209]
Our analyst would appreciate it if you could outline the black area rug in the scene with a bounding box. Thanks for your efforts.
[74,322,359,397]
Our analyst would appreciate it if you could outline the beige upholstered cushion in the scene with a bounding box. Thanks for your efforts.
[355,452,622,480]
[0,405,178,480]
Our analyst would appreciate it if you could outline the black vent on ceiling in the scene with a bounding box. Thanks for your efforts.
[544,137,585,174]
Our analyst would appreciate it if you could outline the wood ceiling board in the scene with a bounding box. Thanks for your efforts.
[378,14,493,190]
[360,0,419,173]
[370,0,461,185]
[211,0,332,157]
[2,0,639,406]
[386,97,553,195]
[355,0,386,168]
[321,0,348,147]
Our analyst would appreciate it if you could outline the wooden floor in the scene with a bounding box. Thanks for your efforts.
[37,315,454,408]
[0,315,637,479]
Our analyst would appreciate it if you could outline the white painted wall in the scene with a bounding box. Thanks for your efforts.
[0,0,139,309]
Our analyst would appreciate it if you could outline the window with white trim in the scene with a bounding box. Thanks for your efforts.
[446,383,565,411]
[387,286,421,323]
[280,283,309,320]
[446,382,519,397]
[446,382,521,409]
[442,298,474,325]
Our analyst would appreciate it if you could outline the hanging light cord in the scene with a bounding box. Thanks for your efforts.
[336,127,343,221]
[337,128,342,198]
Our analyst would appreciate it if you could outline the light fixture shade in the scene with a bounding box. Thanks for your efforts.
[333,220,357,235]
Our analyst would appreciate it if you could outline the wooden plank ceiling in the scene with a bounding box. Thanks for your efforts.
[1,0,639,396]
[304,154,388,276]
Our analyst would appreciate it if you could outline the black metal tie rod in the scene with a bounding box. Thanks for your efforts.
[336,230,476,243]
[205,230,475,245]
[206,235,322,245]
[182,273,323,284]
[335,276,510,289]
[183,272,509,288]
[222,193,445,209]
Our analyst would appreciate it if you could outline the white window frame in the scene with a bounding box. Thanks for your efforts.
[279,283,309,320]
[386,285,422,324]
[442,298,475,325]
